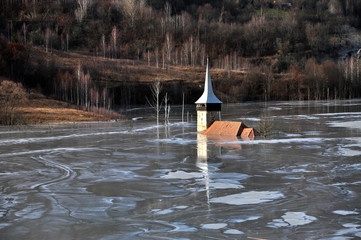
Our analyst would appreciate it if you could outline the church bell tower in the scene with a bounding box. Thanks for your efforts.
[195,58,222,132]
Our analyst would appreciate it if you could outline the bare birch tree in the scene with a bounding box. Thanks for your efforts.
[101,34,106,58]
[120,0,138,27]
[45,27,51,52]
[165,32,173,63]
[75,0,92,23]
[147,79,162,125]
[111,26,117,58]
[164,92,170,124]
[22,22,26,44]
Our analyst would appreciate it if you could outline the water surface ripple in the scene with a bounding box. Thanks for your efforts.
[1,100,361,239]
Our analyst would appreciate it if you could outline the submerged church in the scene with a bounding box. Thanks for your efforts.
[195,59,259,138]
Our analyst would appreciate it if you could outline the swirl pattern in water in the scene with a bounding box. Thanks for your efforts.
[1,100,361,239]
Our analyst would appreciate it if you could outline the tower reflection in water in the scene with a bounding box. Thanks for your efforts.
[196,133,244,208]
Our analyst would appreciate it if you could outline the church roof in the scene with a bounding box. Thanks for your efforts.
[195,59,222,104]
[202,121,260,137]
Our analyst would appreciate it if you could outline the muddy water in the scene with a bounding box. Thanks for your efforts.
[1,100,361,239]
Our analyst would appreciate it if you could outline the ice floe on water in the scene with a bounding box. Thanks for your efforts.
[333,223,361,238]
[278,115,319,120]
[343,223,361,228]
[338,148,361,157]
[161,170,204,180]
[201,223,227,230]
[222,137,325,145]
[14,204,46,220]
[285,133,302,137]
[224,229,244,235]
[268,212,317,228]
[238,117,261,121]
[329,121,361,130]
[333,210,359,215]
[209,182,244,189]
[149,137,197,145]
[169,222,197,232]
[210,191,284,205]
[152,208,174,215]
[229,215,262,223]
[281,212,317,226]
[173,205,188,209]
[268,107,282,110]
[321,237,354,240]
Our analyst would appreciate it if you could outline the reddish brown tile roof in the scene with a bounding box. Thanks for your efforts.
[241,128,260,138]
[203,121,259,137]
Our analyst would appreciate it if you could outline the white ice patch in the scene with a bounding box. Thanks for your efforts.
[14,204,45,220]
[329,121,361,130]
[321,237,354,240]
[0,223,11,229]
[224,229,244,235]
[170,222,197,232]
[161,170,204,180]
[282,175,305,180]
[221,137,325,146]
[0,132,126,146]
[0,147,102,158]
[316,112,361,117]
[338,148,361,157]
[239,117,261,121]
[210,191,284,205]
[291,168,315,173]
[230,215,262,223]
[209,182,244,189]
[151,138,197,145]
[267,219,289,228]
[173,205,188,209]
[153,208,174,215]
[285,133,302,137]
[268,107,282,110]
[281,212,317,226]
[343,223,361,228]
[201,223,227,230]
[333,210,359,216]
[334,225,361,236]
[267,212,317,228]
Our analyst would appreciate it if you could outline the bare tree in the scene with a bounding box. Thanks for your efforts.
[182,92,184,122]
[147,79,162,125]
[155,47,159,68]
[165,32,173,63]
[164,92,170,124]
[75,0,92,23]
[0,80,27,125]
[111,26,117,58]
[101,34,105,58]
[120,0,139,26]
[66,32,69,51]
[45,27,51,52]
[22,22,26,44]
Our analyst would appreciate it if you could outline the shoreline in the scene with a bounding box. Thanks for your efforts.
[14,95,122,125]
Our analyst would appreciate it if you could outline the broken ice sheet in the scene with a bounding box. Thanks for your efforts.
[333,210,359,216]
[209,182,244,189]
[210,191,284,205]
[201,223,227,230]
[161,170,203,179]
[267,212,317,228]
[224,229,244,235]
[229,215,262,223]
[282,212,317,226]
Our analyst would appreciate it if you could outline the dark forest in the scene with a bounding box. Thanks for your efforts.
[1,0,361,109]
